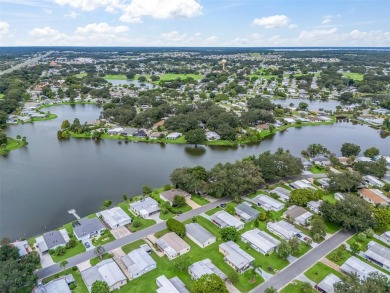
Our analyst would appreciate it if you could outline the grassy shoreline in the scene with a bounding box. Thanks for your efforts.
[67,118,336,147]
[0,138,28,155]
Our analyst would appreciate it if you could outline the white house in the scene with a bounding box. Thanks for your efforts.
[156,275,189,293]
[156,232,190,260]
[121,248,157,279]
[129,197,160,218]
[188,259,227,280]
[98,207,132,229]
[283,205,313,226]
[36,229,70,254]
[365,241,390,271]
[219,241,254,273]
[211,211,244,230]
[185,223,216,248]
[73,217,105,241]
[267,220,301,240]
[241,228,280,255]
[252,194,284,212]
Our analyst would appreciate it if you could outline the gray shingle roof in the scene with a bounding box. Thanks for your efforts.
[235,203,259,219]
[121,248,156,276]
[42,231,66,249]
[189,258,227,280]
[73,217,105,239]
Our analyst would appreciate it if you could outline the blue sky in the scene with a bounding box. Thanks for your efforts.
[0,0,389,46]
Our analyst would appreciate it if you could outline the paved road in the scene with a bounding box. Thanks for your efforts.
[36,197,230,279]
[0,51,53,75]
[251,230,354,293]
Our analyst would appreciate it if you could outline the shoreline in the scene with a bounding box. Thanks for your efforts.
[0,137,28,155]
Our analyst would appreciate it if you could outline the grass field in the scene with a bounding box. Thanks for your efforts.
[309,165,327,174]
[104,74,128,80]
[50,238,86,263]
[90,252,111,266]
[0,138,28,155]
[281,280,317,293]
[304,262,344,283]
[342,72,364,81]
[43,267,88,293]
[74,73,87,78]
[190,195,210,206]
[0,93,4,99]
[159,73,203,81]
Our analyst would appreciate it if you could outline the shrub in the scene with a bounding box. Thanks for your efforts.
[72,266,78,271]
[220,227,239,242]
[69,283,76,290]
[132,218,141,228]
[166,218,186,237]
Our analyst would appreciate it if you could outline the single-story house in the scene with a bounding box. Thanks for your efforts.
[307,200,323,214]
[188,259,227,280]
[315,273,342,293]
[219,241,254,273]
[334,193,345,201]
[358,188,390,206]
[34,275,74,293]
[121,127,138,136]
[252,194,284,212]
[364,241,390,270]
[156,232,190,260]
[235,203,259,222]
[269,187,291,202]
[363,175,385,188]
[340,256,388,280]
[211,211,244,230]
[133,129,148,138]
[290,180,316,190]
[205,131,220,141]
[167,132,182,140]
[317,178,330,189]
[73,217,105,241]
[156,275,189,293]
[36,229,70,254]
[11,240,31,257]
[283,205,313,226]
[107,127,124,135]
[160,189,190,206]
[267,220,301,240]
[241,228,280,255]
[311,156,331,167]
[381,231,390,245]
[185,223,216,248]
[121,248,157,279]
[81,259,127,292]
[98,207,132,229]
[129,197,160,218]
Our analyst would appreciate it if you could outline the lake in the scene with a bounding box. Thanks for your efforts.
[106,79,155,89]
[1,104,389,240]
[272,98,341,111]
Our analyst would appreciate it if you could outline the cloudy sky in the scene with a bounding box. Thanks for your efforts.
[0,0,389,46]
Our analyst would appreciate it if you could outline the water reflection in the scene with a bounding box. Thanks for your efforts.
[184,146,206,156]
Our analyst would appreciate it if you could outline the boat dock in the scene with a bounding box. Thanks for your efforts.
[68,209,80,220]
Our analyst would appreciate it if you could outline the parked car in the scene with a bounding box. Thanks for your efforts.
[84,242,90,248]
[220,204,226,209]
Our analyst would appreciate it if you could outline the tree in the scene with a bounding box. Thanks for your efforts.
[172,255,191,272]
[91,280,110,293]
[143,185,152,195]
[225,204,235,215]
[138,76,147,82]
[373,208,390,231]
[363,147,380,158]
[354,157,387,178]
[328,171,363,193]
[166,218,186,237]
[288,237,301,255]
[94,245,106,260]
[192,274,228,293]
[290,188,323,207]
[185,129,206,146]
[61,120,70,130]
[265,287,278,293]
[320,194,375,232]
[350,242,361,255]
[306,143,329,157]
[220,227,240,242]
[310,217,327,238]
[170,166,207,194]
[55,246,66,256]
[102,200,112,209]
[0,131,7,146]
[341,143,361,157]
[298,102,309,111]
[173,195,186,207]
[277,240,292,259]
[301,282,313,293]
[334,272,390,293]
[0,248,40,293]
[122,194,128,201]
[60,260,68,271]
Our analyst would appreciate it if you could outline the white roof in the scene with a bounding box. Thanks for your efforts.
[317,274,341,293]
[340,256,389,280]
[99,207,131,228]
[81,259,127,289]
[365,241,390,268]
[267,220,300,239]
[241,228,280,254]
[253,194,284,210]
[212,211,244,229]
[219,241,254,270]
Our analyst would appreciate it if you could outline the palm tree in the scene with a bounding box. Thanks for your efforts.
[60,260,68,272]
[94,245,106,260]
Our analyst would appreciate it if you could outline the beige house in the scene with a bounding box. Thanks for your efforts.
[156,232,190,259]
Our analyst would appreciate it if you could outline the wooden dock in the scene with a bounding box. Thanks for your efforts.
[67,209,80,220]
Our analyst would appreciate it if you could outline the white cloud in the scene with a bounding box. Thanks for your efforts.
[54,0,111,11]
[0,21,10,35]
[120,0,202,23]
[29,26,60,38]
[75,22,129,34]
[298,28,338,41]
[321,15,341,25]
[227,33,287,46]
[64,11,79,19]
[43,8,52,15]
[253,15,290,29]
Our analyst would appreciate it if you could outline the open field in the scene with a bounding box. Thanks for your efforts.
[342,72,364,81]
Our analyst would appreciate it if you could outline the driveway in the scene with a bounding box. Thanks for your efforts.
[40,253,55,268]
[111,248,132,280]
[77,260,91,272]
[111,226,131,239]
[186,198,201,209]
[147,212,164,223]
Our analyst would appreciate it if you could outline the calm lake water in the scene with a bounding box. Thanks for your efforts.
[106,79,155,89]
[1,104,389,240]
[272,98,340,111]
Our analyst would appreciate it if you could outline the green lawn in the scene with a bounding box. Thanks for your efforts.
[74,73,87,78]
[91,229,115,247]
[346,234,390,250]
[342,72,364,81]
[116,201,156,232]
[50,239,86,263]
[0,138,28,155]
[324,221,341,234]
[43,267,88,293]
[90,252,112,266]
[104,74,127,80]
[323,194,337,204]
[310,165,327,174]
[122,239,146,254]
[159,73,203,81]
[190,195,210,206]
[281,280,317,293]
[0,93,4,99]
[205,207,222,216]
[304,262,344,283]
[326,246,352,266]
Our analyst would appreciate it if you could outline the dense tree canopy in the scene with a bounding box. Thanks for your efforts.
[341,143,361,157]
[328,171,363,193]
[334,272,390,293]
[192,274,228,293]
